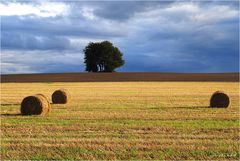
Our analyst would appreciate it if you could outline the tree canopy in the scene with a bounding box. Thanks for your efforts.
[83,41,124,72]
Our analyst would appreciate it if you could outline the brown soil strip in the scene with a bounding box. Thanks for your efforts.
[1,72,239,83]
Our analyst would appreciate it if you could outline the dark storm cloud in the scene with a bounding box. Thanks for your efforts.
[1,15,124,39]
[116,11,239,73]
[91,1,173,21]
[1,14,127,50]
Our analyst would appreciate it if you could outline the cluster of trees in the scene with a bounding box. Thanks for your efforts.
[83,41,124,72]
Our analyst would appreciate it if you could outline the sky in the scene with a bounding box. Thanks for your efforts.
[0,0,239,74]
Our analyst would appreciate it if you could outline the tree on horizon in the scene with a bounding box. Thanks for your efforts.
[83,41,125,72]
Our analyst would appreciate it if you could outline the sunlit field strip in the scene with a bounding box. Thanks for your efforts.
[1,82,239,160]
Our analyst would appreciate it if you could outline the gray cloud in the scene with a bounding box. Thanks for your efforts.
[1,15,125,38]
[1,49,84,74]
[92,1,173,21]
[2,32,71,50]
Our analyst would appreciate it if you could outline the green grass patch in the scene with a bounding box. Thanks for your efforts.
[2,117,239,129]
[1,117,77,125]
[31,155,49,160]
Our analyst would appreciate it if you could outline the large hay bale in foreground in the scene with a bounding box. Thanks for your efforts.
[21,94,51,115]
[210,91,230,108]
[36,93,51,113]
[52,89,69,104]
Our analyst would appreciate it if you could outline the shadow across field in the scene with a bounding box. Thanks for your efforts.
[171,106,210,109]
[0,103,20,106]
[0,113,22,116]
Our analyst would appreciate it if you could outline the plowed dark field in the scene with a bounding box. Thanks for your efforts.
[1,72,239,82]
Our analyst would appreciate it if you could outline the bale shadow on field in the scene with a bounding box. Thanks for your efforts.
[171,106,210,109]
[0,103,20,106]
[0,113,22,116]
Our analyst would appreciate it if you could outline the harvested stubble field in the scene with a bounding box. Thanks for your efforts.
[1,82,239,160]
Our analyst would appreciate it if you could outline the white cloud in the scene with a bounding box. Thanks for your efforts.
[0,2,68,17]
[69,37,106,49]
[165,3,200,13]
[132,2,238,26]
[190,5,238,23]
[81,7,96,20]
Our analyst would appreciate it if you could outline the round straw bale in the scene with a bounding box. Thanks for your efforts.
[52,89,69,104]
[21,94,51,115]
[36,93,51,112]
[210,91,230,108]
[36,93,48,100]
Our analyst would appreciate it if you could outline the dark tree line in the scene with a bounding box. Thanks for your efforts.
[83,41,124,72]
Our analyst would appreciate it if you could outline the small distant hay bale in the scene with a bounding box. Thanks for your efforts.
[52,89,69,104]
[210,91,230,108]
[21,94,51,115]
